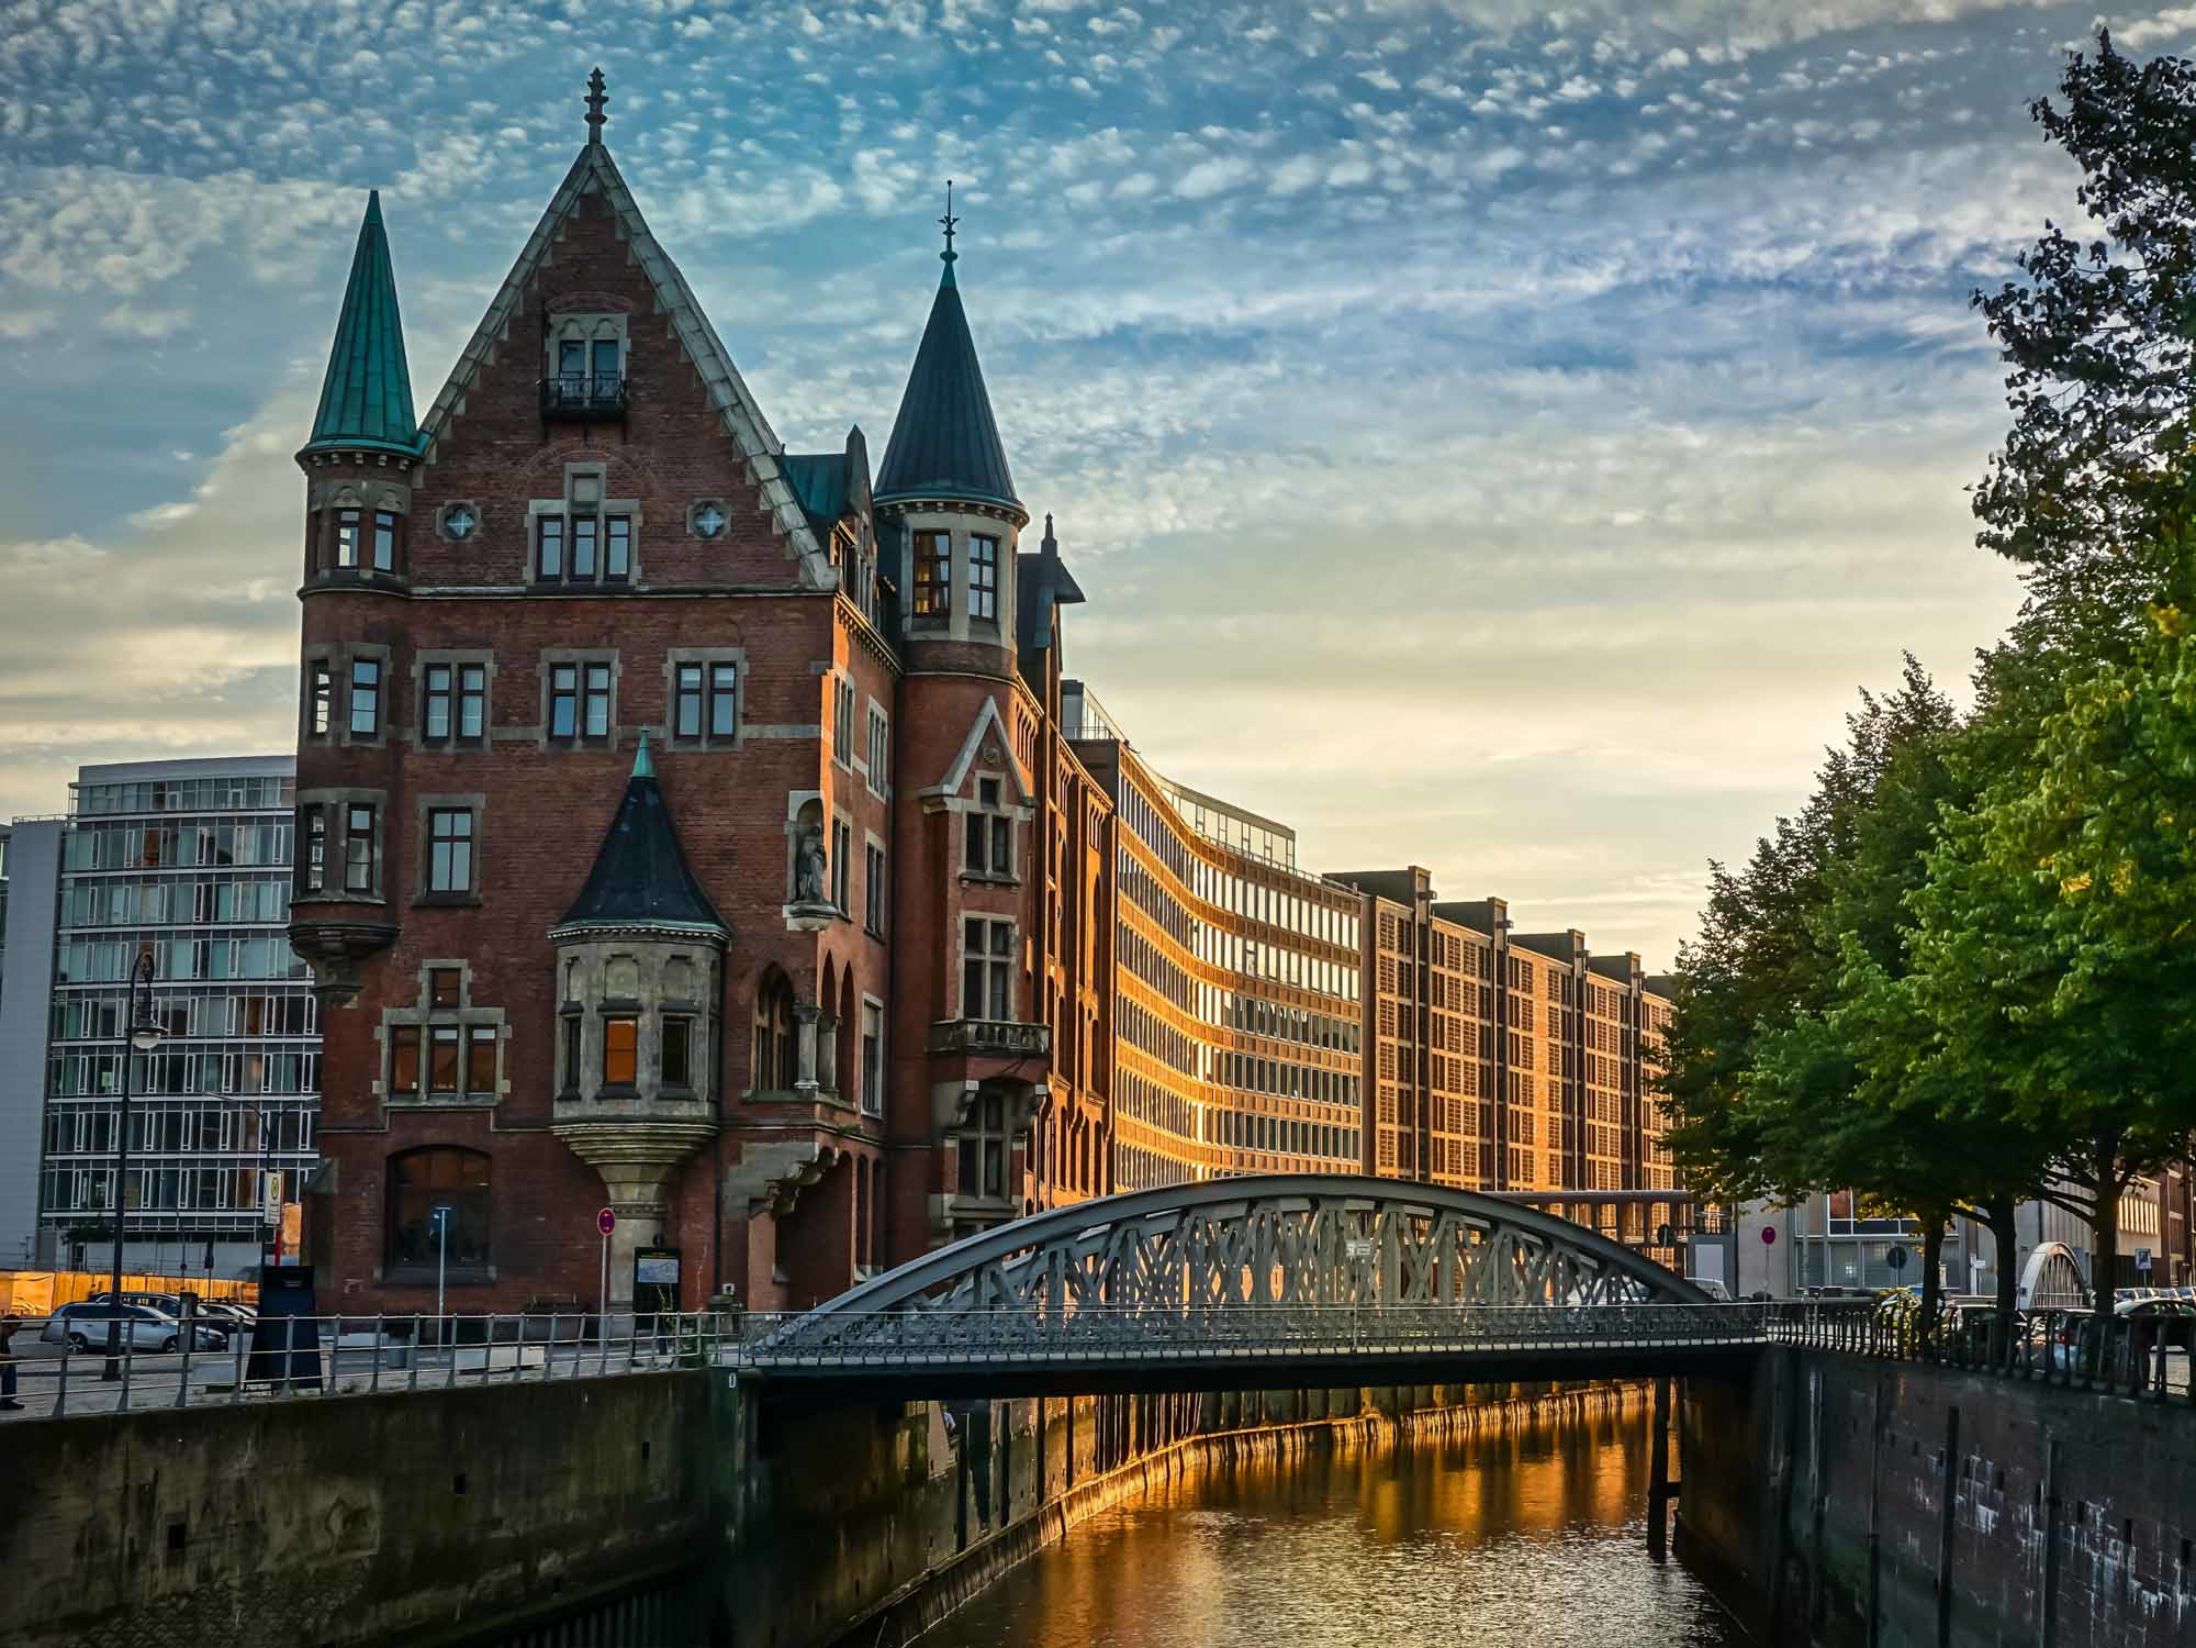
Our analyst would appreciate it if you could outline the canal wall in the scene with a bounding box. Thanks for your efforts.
[1679,1348,2196,1648]
[0,1371,713,1648]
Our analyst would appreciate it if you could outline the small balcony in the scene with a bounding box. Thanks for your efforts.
[539,372,629,420]
[927,1019,1051,1059]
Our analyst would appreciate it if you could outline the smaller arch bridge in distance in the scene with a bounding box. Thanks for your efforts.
[734,1176,1764,1400]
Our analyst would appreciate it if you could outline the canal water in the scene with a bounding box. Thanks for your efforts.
[922,1404,1750,1648]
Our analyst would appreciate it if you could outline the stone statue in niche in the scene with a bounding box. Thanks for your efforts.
[795,820,829,903]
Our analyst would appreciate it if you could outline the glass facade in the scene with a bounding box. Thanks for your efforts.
[36,759,317,1271]
[1106,751,1364,1191]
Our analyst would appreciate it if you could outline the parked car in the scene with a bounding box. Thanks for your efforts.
[86,1291,240,1345]
[38,1301,224,1353]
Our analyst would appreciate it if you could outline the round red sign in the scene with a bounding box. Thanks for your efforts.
[1761,1226,1777,1245]
[597,1207,617,1236]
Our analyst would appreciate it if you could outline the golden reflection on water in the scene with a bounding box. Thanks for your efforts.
[925,1405,1749,1648]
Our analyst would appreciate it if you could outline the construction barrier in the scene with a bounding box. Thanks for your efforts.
[0,1269,258,1316]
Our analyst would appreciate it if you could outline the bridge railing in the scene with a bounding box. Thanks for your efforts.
[727,1301,1777,1370]
[0,1310,729,1422]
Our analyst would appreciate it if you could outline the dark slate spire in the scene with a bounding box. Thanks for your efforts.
[305,191,421,458]
[555,736,728,938]
[874,185,1021,518]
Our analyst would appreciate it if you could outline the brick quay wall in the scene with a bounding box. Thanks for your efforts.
[1679,1350,2196,1648]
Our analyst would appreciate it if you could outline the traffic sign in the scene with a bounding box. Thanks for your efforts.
[597,1207,617,1237]
[1887,1245,1909,1273]
[429,1202,454,1231]
[2136,1247,2153,1275]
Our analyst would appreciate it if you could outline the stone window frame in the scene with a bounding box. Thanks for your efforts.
[300,650,337,745]
[528,462,643,587]
[662,645,746,750]
[687,497,731,541]
[306,477,411,584]
[545,312,629,388]
[862,829,888,941]
[956,769,1024,887]
[864,700,890,799]
[436,499,484,544]
[832,673,857,769]
[960,914,1017,1023]
[303,642,392,750]
[293,786,387,906]
[830,805,854,914]
[858,992,886,1118]
[414,649,496,749]
[375,958,507,1113]
[558,944,719,1105]
[539,647,621,750]
[415,792,486,907]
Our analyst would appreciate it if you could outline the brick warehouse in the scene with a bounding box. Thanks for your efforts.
[290,79,1682,1316]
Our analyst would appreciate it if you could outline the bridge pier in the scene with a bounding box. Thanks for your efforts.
[1647,1373,1673,1561]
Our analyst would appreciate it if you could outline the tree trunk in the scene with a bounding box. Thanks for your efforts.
[2086,1137,2121,1309]
[1986,1197,2019,1366]
[1920,1217,1945,1330]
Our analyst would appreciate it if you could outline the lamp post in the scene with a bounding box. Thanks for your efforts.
[103,948,165,1381]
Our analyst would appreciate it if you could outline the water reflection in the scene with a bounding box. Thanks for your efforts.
[926,1405,1748,1648]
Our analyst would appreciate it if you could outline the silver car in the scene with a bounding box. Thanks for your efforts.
[38,1301,223,1353]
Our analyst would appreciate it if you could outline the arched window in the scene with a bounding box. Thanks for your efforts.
[385,1147,491,1275]
[753,970,796,1091]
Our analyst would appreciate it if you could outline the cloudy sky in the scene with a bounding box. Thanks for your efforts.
[6,0,2189,964]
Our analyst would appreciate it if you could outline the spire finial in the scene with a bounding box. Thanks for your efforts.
[632,727,653,779]
[585,68,609,142]
[939,179,958,265]
[1043,512,1057,554]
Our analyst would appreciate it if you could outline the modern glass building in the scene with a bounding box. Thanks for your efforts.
[9,755,317,1280]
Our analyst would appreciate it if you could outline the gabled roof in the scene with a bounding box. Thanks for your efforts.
[304,191,422,458]
[783,452,850,533]
[554,738,728,940]
[413,136,832,585]
[876,254,1021,518]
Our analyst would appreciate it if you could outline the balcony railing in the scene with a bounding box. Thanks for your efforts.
[927,1019,1051,1058]
[539,373,629,419]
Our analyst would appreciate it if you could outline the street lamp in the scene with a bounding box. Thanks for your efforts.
[103,948,165,1381]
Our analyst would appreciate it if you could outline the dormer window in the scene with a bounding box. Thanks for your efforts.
[542,316,628,419]
[970,535,999,622]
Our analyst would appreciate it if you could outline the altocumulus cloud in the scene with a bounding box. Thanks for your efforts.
[8,0,2190,957]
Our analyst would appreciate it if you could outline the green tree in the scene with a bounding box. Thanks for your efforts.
[1909,587,2196,1293]
[1975,30,2196,624]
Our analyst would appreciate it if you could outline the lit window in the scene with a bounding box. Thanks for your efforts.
[348,659,381,737]
[913,531,950,616]
[970,534,998,621]
[389,1025,421,1095]
[603,1016,639,1086]
[466,1025,497,1096]
[427,808,474,895]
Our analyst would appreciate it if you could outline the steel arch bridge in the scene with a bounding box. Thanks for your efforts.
[733,1176,1757,1398]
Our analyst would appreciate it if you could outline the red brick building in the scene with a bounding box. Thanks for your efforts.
[292,83,1107,1315]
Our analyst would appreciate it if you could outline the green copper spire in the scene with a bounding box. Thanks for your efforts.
[304,191,421,458]
[632,728,654,779]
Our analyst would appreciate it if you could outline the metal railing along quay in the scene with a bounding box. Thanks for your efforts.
[0,1312,725,1421]
[4,1299,2186,1421]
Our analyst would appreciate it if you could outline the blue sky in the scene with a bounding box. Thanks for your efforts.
[6,0,2190,962]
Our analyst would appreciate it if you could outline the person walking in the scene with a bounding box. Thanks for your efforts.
[0,1313,23,1410]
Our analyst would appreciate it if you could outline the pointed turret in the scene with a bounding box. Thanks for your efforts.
[304,191,421,458]
[555,737,728,938]
[875,185,1022,520]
